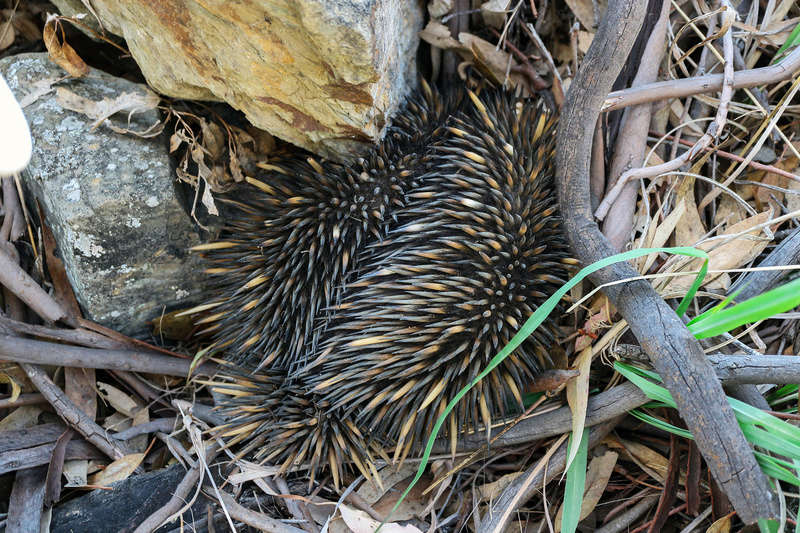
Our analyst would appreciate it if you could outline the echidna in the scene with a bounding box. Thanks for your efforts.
[193,83,573,486]
[190,83,453,372]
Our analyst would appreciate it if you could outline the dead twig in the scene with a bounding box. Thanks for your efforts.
[216,491,307,533]
[0,247,67,324]
[595,493,661,533]
[601,40,800,112]
[132,443,221,533]
[20,363,133,461]
[651,132,800,182]
[478,419,620,533]
[0,334,218,377]
[0,177,24,242]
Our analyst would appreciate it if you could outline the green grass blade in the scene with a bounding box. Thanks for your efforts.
[773,24,800,63]
[630,410,693,439]
[754,452,800,487]
[561,429,589,533]
[687,277,800,339]
[685,284,745,327]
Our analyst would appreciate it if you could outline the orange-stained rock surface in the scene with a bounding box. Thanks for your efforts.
[53,0,422,159]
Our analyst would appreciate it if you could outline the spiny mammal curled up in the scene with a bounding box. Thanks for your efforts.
[191,82,573,486]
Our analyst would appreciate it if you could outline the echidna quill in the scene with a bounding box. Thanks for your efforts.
[190,83,574,487]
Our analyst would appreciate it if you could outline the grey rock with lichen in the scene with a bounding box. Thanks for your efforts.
[0,53,202,335]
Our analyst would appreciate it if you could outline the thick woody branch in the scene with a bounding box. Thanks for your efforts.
[554,0,777,523]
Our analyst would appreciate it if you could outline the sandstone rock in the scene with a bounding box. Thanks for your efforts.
[1,53,203,335]
[51,0,423,160]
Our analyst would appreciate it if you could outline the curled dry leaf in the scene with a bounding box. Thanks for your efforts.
[481,0,511,29]
[42,15,89,78]
[199,120,225,159]
[526,368,580,393]
[428,0,452,19]
[55,87,161,136]
[419,21,462,50]
[458,33,526,90]
[0,372,21,403]
[339,505,423,533]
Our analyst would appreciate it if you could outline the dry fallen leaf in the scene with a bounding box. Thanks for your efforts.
[713,194,746,229]
[612,438,669,484]
[42,15,89,78]
[0,405,42,431]
[88,453,145,486]
[459,33,526,90]
[565,346,592,472]
[674,177,706,247]
[0,17,15,51]
[358,463,417,505]
[428,0,452,19]
[638,199,686,273]
[371,474,430,522]
[668,210,774,292]
[705,512,734,533]
[419,20,462,50]
[55,87,161,136]
[477,471,523,502]
[339,505,422,533]
[481,0,511,29]
[564,0,607,31]
[97,381,138,417]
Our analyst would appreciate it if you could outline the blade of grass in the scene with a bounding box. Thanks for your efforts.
[773,25,800,63]
[630,410,693,439]
[561,428,589,533]
[687,277,800,339]
[685,284,745,327]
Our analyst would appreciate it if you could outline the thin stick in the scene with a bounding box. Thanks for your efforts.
[216,491,307,533]
[21,363,132,461]
[600,0,671,250]
[601,40,800,112]
[0,334,217,377]
[0,247,66,323]
[652,132,800,182]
